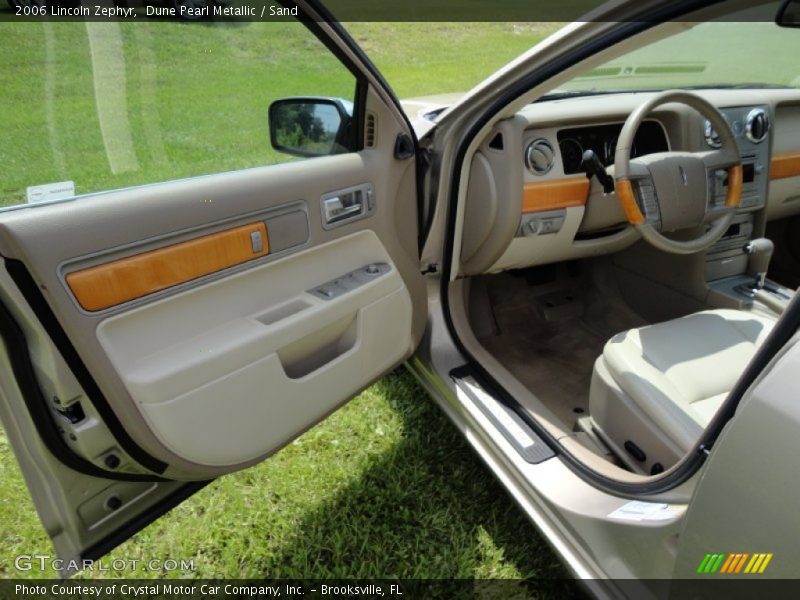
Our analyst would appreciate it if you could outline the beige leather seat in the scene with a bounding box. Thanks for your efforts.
[589,309,775,474]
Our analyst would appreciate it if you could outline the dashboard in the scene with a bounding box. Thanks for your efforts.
[456,88,800,276]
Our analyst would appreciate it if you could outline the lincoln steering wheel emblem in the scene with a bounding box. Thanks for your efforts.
[679,165,688,186]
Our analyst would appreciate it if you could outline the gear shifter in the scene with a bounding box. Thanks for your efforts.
[745,237,775,290]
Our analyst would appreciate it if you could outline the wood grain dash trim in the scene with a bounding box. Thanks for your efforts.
[66,222,269,312]
[770,151,800,180]
[522,177,591,213]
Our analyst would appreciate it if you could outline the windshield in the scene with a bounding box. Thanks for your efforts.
[558,8,800,95]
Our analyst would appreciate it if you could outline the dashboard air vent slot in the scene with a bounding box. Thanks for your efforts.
[525,138,555,176]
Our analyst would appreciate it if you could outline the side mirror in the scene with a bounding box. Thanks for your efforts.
[268,97,354,158]
[776,0,800,27]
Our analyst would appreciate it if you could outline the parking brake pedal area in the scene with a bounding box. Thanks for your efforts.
[451,367,555,464]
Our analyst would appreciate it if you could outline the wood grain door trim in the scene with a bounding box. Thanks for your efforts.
[66,222,269,312]
[522,177,591,213]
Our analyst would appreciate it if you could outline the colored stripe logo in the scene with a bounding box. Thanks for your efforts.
[697,552,773,574]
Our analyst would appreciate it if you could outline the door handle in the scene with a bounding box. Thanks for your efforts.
[322,195,362,224]
[320,184,373,229]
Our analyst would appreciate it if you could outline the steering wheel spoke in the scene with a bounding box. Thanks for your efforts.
[614,90,741,254]
[631,176,662,226]
[702,150,744,210]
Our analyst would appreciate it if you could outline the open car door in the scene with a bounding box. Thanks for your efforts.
[0,10,425,570]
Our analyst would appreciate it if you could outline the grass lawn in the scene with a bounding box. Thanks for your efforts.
[0,19,578,589]
[3,371,577,592]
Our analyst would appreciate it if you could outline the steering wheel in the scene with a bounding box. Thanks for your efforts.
[614,90,743,254]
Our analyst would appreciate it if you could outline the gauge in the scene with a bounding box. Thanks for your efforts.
[558,138,584,174]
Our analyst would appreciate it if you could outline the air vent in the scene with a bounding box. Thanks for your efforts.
[745,108,770,144]
[524,138,555,175]
[365,112,377,148]
[704,120,722,149]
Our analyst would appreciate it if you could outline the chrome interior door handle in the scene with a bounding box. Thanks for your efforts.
[320,183,374,229]
[323,196,362,223]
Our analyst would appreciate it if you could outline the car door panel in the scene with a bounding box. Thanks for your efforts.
[0,105,425,477]
[95,230,413,468]
[0,74,424,564]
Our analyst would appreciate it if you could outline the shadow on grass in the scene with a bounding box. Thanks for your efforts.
[261,369,583,598]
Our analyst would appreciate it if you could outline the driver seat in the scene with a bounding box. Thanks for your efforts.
[588,309,776,474]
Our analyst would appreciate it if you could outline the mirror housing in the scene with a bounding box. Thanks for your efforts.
[777,0,800,27]
[268,97,354,158]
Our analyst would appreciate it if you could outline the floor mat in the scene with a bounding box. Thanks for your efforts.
[476,264,647,431]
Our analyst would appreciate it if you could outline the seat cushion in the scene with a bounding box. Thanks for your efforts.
[601,309,775,453]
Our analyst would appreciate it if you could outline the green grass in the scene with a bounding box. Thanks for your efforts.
[0,20,575,586]
[0,371,577,592]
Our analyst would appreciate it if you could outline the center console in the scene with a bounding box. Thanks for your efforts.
[705,212,755,281]
[705,106,796,313]
[705,106,770,280]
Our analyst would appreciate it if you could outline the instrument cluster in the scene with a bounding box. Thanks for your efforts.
[556,121,669,174]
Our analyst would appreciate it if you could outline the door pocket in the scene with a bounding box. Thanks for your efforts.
[278,314,357,379]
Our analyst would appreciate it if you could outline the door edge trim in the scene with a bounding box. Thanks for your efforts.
[5,259,169,475]
[0,290,167,482]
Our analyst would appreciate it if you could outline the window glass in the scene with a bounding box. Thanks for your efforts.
[0,22,357,208]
